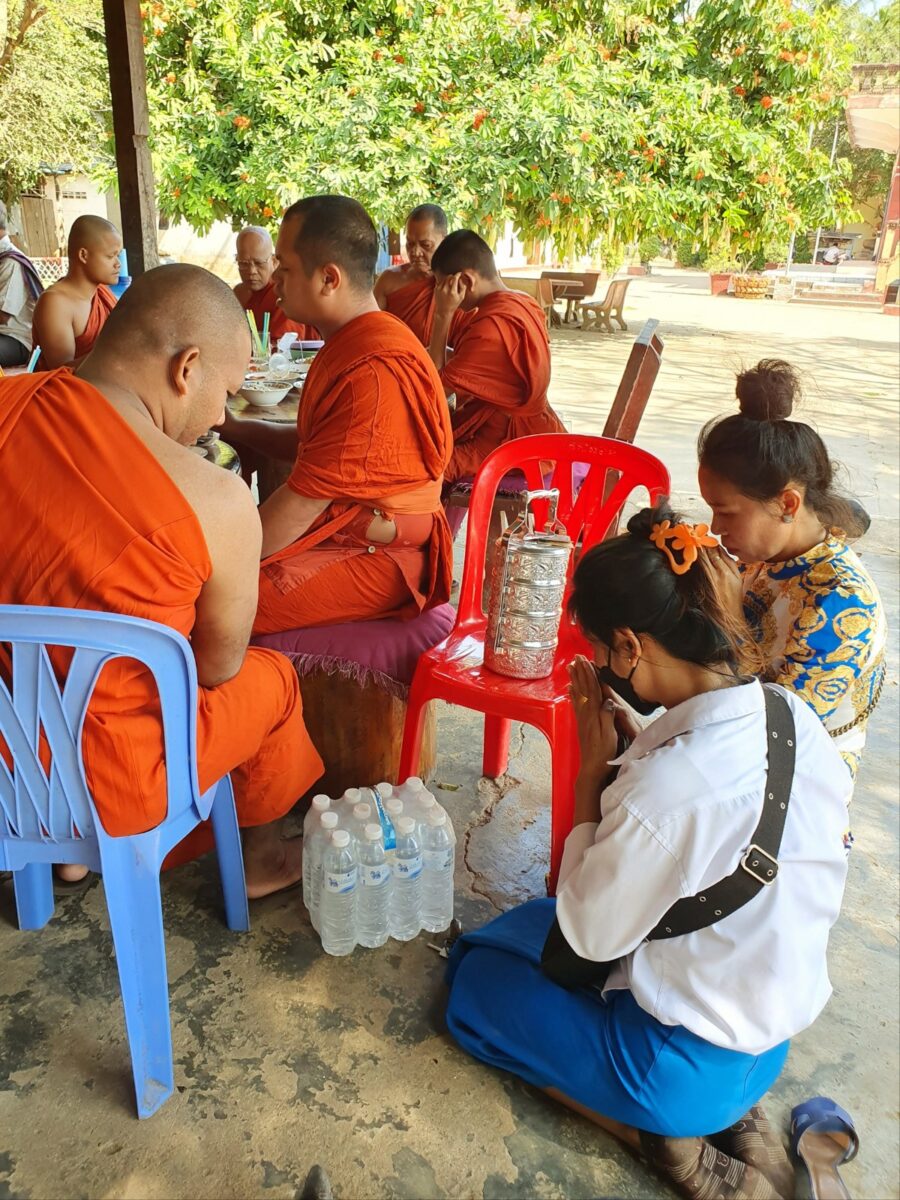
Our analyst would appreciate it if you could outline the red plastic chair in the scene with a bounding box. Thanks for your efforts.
[398,434,670,892]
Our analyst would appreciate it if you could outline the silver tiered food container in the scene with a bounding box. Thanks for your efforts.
[484,489,573,680]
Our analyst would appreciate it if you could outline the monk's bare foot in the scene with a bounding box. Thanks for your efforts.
[243,826,303,900]
[54,864,89,883]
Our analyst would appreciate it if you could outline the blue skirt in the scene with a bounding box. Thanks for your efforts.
[445,898,788,1137]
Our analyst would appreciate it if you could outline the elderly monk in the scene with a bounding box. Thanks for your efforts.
[428,230,565,483]
[32,215,122,369]
[233,224,318,345]
[221,194,453,634]
[0,265,323,893]
[374,204,471,347]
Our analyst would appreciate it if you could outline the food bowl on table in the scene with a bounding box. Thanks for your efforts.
[239,381,292,408]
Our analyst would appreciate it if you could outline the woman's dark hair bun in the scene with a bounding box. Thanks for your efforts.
[735,358,798,422]
[625,502,675,539]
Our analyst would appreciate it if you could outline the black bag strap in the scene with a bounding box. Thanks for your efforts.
[541,685,796,989]
[646,685,796,940]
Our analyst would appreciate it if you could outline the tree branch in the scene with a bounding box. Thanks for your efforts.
[0,0,48,78]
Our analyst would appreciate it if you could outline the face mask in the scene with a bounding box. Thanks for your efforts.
[594,647,659,716]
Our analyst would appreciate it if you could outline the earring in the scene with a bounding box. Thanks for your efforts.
[781,514,794,524]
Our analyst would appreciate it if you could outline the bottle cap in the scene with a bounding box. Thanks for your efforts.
[402,776,425,793]
[332,830,350,847]
[427,809,447,826]
[343,787,361,802]
[419,794,437,810]
[311,794,330,811]
[386,798,404,816]
[365,823,383,841]
[353,803,372,820]
[376,782,394,798]
[321,811,339,828]
[396,816,416,835]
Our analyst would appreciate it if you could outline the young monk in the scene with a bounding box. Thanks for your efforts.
[0,264,323,894]
[221,194,454,634]
[233,224,318,344]
[32,215,122,368]
[374,204,470,347]
[428,230,565,483]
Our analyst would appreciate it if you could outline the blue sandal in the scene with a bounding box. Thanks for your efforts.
[790,1096,859,1200]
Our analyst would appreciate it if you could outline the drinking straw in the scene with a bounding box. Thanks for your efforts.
[245,310,263,357]
[261,310,270,353]
[26,346,41,373]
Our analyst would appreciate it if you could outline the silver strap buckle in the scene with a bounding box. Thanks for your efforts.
[741,843,779,885]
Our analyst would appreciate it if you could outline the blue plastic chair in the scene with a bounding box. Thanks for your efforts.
[0,605,250,1118]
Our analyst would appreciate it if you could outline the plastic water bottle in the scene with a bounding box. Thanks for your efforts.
[390,816,423,941]
[351,802,373,843]
[375,781,395,802]
[420,810,455,933]
[308,810,339,933]
[398,776,426,805]
[357,823,392,948]
[302,794,331,911]
[320,830,358,957]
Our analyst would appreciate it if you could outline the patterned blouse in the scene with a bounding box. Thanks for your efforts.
[741,534,886,784]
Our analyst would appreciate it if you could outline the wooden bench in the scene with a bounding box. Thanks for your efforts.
[502,274,556,328]
[578,277,633,332]
[540,270,602,324]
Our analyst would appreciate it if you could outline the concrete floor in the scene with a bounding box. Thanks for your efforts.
[1,270,898,1200]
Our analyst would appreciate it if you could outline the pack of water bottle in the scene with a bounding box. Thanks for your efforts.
[302,777,456,957]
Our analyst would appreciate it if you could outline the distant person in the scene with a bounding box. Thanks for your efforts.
[233,225,318,344]
[0,200,43,368]
[32,215,121,368]
[374,204,471,347]
[428,230,565,483]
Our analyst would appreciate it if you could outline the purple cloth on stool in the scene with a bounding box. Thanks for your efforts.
[251,603,456,699]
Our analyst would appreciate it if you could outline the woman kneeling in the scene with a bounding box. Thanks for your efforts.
[444,502,850,1200]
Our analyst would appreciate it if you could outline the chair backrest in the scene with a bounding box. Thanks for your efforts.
[456,434,670,629]
[602,318,663,444]
[501,275,539,300]
[0,607,202,846]
[604,277,632,308]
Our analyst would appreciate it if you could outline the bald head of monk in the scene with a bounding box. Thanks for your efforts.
[235,225,276,293]
[82,263,251,446]
[405,203,449,276]
[67,215,123,288]
[431,229,503,311]
[275,194,379,339]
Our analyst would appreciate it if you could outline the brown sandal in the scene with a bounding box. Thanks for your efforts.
[640,1131,786,1200]
[709,1104,795,1199]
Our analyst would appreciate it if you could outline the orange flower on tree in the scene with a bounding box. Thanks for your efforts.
[777,20,792,32]
[756,172,771,184]
[550,191,559,200]
[233,115,251,129]
[172,187,181,198]
[795,51,808,64]
[579,131,592,142]
[413,101,425,114]
[614,170,626,181]
[472,109,487,130]
[778,49,795,62]
[742,230,751,238]
[734,85,746,97]
[262,206,274,218]
[164,72,176,84]
[394,54,405,64]
[561,195,572,204]
[733,44,746,56]
[760,96,773,109]
[694,169,705,180]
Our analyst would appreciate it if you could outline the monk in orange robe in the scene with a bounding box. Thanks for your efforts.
[32,214,121,368]
[233,225,318,344]
[0,265,323,893]
[221,195,453,634]
[428,230,565,483]
[374,204,470,348]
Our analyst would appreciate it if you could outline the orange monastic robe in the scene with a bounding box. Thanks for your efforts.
[73,284,117,359]
[385,271,471,348]
[440,289,565,482]
[254,311,454,634]
[246,279,318,343]
[0,370,322,859]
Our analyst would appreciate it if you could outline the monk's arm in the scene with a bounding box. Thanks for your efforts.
[219,409,299,462]
[427,310,454,378]
[373,270,391,310]
[192,470,263,686]
[258,486,330,558]
[31,292,77,367]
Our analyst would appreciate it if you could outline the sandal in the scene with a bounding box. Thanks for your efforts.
[790,1096,859,1200]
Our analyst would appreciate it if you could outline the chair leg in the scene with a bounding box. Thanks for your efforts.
[482,715,512,778]
[13,862,54,930]
[101,845,174,1119]
[398,676,431,782]
[547,709,580,896]
[616,312,628,331]
[209,775,250,933]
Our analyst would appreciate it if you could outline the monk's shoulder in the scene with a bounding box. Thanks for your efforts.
[376,265,425,298]
[35,280,79,317]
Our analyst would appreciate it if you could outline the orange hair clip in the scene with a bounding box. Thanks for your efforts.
[649,520,718,575]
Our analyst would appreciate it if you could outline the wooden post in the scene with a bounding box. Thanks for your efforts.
[102,0,158,276]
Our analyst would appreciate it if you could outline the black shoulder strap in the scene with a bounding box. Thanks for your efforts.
[646,685,796,940]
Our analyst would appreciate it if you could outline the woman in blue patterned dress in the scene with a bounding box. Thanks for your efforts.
[698,360,886,787]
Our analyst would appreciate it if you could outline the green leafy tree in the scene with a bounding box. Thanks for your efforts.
[143,0,858,262]
[0,0,109,204]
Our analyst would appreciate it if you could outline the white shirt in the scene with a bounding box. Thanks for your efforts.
[556,680,850,1055]
[0,234,35,350]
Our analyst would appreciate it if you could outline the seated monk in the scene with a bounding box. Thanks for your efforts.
[220,194,454,634]
[233,224,318,345]
[374,204,471,347]
[32,215,121,369]
[428,230,565,484]
[0,264,323,895]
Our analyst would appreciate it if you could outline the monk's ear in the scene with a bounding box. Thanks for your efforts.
[320,263,341,294]
[170,346,201,397]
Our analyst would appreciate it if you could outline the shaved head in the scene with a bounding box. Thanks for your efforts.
[96,263,250,358]
[282,195,377,292]
[407,204,448,236]
[236,225,274,255]
[67,214,120,256]
[431,230,498,280]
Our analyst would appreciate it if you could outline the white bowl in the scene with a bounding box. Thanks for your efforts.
[239,382,291,408]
